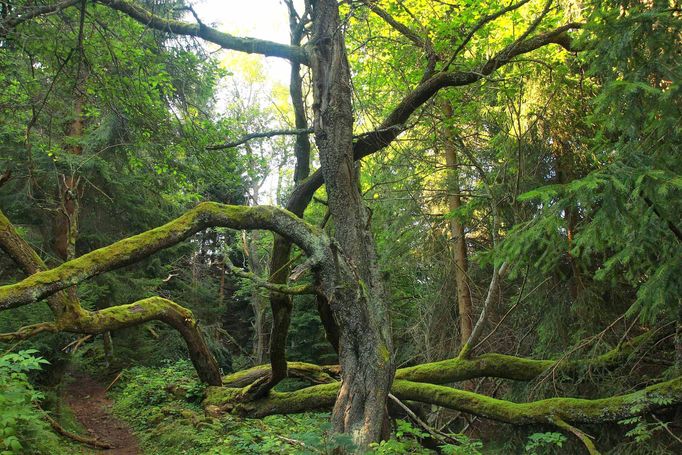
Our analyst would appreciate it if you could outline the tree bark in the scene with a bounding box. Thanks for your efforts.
[309,0,394,447]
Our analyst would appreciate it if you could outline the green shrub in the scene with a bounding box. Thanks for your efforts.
[0,349,77,455]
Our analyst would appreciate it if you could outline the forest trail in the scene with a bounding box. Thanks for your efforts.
[63,371,140,455]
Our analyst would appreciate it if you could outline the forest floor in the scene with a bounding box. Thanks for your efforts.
[63,370,140,454]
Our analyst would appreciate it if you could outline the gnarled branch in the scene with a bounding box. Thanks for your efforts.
[0,202,331,311]
[226,259,317,295]
[95,0,308,63]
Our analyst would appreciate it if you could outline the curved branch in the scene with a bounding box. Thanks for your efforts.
[0,202,330,310]
[45,411,113,449]
[0,209,80,317]
[0,209,47,276]
[550,416,601,455]
[362,0,429,51]
[353,22,582,158]
[95,0,308,64]
[443,0,533,70]
[0,322,59,342]
[66,296,222,385]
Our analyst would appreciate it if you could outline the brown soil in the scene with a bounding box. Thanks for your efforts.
[63,371,140,455]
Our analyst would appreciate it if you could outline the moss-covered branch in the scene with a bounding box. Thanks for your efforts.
[0,209,81,316]
[204,376,682,425]
[208,328,664,389]
[222,362,338,388]
[392,376,682,425]
[0,202,331,311]
[226,260,317,296]
[62,296,222,385]
[397,329,668,384]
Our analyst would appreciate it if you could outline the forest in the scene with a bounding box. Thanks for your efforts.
[0,0,680,453]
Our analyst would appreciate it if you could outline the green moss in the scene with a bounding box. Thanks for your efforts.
[379,344,390,365]
[392,376,682,425]
[395,353,553,384]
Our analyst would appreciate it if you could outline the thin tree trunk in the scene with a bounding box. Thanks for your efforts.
[245,229,268,365]
[263,8,313,389]
[442,102,473,346]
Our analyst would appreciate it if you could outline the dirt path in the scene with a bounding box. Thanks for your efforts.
[63,371,140,455]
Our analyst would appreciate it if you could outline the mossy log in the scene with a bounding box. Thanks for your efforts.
[204,376,682,426]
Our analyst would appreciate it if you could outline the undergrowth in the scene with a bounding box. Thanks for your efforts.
[108,359,481,454]
[0,350,84,455]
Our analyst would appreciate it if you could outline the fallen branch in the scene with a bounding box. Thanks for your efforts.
[207,327,668,388]
[204,376,682,426]
[459,261,508,358]
[0,322,59,342]
[44,411,113,449]
[388,393,458,445]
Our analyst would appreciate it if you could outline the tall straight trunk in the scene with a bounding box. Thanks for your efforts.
[442,102,473,345]
[264,5,341,389]
[310,0,394,446]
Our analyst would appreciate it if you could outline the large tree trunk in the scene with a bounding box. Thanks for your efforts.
[309,0,394,447]
[263,8,314,389]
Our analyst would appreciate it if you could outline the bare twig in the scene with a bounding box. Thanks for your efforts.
[206,128,314,150]
[43,410,113,449]
[388,393,459,445]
